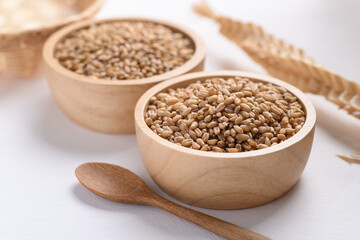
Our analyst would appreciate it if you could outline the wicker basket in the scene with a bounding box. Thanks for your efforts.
[0,0,105,78]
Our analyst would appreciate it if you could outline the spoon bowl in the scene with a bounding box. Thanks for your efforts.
[75,162,152,204]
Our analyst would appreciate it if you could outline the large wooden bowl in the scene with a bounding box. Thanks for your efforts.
[0,0,105,78]
[43,18,205,134]
[135,71,316,209]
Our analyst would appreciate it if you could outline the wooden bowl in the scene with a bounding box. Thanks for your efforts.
[0,0,105,78]
[43,18,205,134]
[135,70,316,209]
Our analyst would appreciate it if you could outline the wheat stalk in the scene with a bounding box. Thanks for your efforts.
[193,1,360,119]
[337,153,360,164]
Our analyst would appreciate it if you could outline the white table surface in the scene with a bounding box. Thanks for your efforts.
[1,0,360,239]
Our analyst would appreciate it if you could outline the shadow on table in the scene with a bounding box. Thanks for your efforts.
[0,75,33,98]
[73,183,221,239]
[0,76,19,98]
[33,97,137,156]
[73,177,304,239]
[201,179,304,229]
[0,66,45,98]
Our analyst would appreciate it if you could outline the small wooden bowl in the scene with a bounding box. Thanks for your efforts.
[43,18,205,134]
[0,0,105,78]
[135,71,316,210]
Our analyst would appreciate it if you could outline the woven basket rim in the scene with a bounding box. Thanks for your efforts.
[0,0,105,40]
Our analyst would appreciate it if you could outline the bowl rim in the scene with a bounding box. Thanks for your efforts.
[43,17,205,86]
[135,70,316,159]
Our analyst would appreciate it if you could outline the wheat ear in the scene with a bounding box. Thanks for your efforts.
[193,1,360,119]
[337,153,360,164]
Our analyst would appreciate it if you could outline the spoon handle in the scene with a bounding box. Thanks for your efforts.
[150,195,270,240]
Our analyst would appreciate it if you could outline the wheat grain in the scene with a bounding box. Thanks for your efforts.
[55,21,194,80]
[145,76,305,153]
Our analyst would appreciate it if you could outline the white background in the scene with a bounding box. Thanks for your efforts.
[1,0,360,239]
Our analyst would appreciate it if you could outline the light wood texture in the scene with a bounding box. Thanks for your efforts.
[43,17,205,134]
[0,0,105,78]
[75,162,270,240]
[193,1,360,120]
[135,70,316,209]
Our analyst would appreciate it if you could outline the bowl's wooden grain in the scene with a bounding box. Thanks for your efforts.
[0,0,105,78]
[135,71,316,209]
[43,18,205,134]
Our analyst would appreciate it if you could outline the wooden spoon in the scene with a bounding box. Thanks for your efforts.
[75,162,270,240]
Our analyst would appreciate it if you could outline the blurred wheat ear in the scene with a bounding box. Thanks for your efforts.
[193,1,360,120]
[337,153,360,164]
